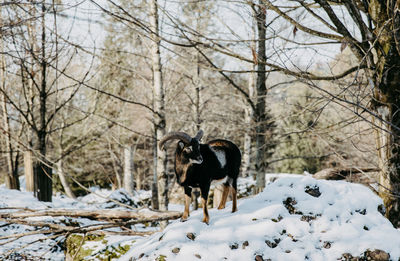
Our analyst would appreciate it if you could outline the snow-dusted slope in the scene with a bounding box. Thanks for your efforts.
[120,175,400,261]
[0,183,151,260]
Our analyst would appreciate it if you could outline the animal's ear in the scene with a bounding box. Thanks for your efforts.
[178,141,185,150]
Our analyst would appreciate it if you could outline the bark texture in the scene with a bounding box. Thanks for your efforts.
[369,0,400,227]
[254,1,268,193]
[150,0,168,211]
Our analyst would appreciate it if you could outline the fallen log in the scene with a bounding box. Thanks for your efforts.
[313,167,379,191]
[0,209,182,221]
[0,217,157,241]
[313,167,379,181]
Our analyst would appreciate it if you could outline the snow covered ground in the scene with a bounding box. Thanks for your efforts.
[0,181,152,260]
[1,174,400,260]
[120,175,400,261]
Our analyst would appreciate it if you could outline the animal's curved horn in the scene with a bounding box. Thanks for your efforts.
[159,132,192,150]
[194,129,204,141]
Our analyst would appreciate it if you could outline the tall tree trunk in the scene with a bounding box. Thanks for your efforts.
[123,145,134,195]
[56,158,76,199]
[24,151,34,192]
[194,49,202,131]
[368,0,400,227]
[136,168,142,190]
[34,1,52,202]
[254,1,268,193]
[1,12,19,190]
[57,122,76,198]
[243,19,257,177]
[150,0,168,211]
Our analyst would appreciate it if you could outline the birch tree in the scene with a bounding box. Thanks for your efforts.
[149,0,168,211]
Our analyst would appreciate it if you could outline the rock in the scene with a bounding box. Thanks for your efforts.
[242,241,249,249]
[172,247,180,254]
[265,238,280,248]
[301,215,317,222]
[138,253,145,259]
[194,254,201,259]
[305,185,321,197]
[186,232,196,241]
[283,197,302,215]
[271,215,283,222]
[377,204,386,215]
[287,234,298,242]
[323,241,331,249]
[355,209,366,215]
[230,243,239,249]
[341,253,353,260]
[364,249,390,261]
[255,255,264,261]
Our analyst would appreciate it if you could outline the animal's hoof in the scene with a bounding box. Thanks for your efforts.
[181,217,188,222]
[202,218,209,225]
[232,208,238,213]
[217,206,225,210]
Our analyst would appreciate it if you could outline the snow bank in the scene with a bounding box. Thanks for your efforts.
[0,183,151,260]
[120,175,400,261]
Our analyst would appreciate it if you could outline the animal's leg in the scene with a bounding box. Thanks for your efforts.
[200,185,210,224]
[181,186,192,222]
[217,184,230,210]
[231,179,238,213]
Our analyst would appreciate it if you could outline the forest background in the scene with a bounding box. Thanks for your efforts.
[1,0,399,227]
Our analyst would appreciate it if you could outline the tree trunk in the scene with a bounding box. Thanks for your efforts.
[243,25,256,177]
[24,151,34,192]
[254,1,268,193]
[56,122,76,199]
[373,98,400,227]
[136,168,142,190]
[0,16,19,190]
[57,158,76,199]
[34,1,52,202]
[368,0,400,227]
[34,160,52,202]
[123,145,134,195]
[150,0,168,211]
[1,85,19,190]
[0,209,182,221]
[372,70,400,227]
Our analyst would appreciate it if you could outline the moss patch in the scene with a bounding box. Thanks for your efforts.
[65,233,133,261]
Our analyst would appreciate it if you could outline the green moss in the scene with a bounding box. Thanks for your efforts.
[66,233,133,260]
[66,234,105,261]
[156,255,167,261]
[96,244,132,260]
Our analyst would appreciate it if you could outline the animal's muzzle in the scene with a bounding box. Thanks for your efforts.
[190,156,203,164]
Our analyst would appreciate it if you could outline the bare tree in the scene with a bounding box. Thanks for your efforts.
[256,0,400,226]
[0,1,92,201]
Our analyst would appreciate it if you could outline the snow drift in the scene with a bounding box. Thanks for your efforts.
[120,175,400,261]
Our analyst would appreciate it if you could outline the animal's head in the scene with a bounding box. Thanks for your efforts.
[159,130,204,184]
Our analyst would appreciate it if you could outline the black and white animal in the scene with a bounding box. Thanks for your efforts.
[159,130,241,224]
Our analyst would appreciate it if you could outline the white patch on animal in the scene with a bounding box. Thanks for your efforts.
[211,176,228,186]
[189,158,202,164]
[210,147,226,168]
